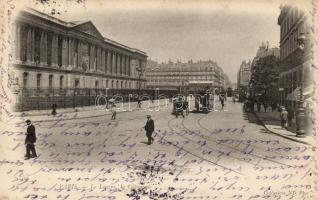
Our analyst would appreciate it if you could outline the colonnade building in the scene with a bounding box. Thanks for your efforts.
[11,8,147,111]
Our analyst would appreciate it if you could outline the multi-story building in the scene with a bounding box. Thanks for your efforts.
[237,60,251,96]
[11,8,147,111]
[277,5,313,108]
[145,60,227,93]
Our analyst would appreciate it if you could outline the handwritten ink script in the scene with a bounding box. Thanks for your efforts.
[0,0,317,199]
[0,111,317,200]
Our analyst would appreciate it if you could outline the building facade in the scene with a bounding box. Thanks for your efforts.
[11,8,147,111]
[237,60,251,88]
[145,60,228,93]
[277,5,313,107]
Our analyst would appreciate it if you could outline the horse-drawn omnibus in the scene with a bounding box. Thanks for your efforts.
[194,90,213,113]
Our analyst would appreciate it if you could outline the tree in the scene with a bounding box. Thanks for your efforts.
[249,55,279,102]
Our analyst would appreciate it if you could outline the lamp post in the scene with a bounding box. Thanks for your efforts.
[296,32,306,137]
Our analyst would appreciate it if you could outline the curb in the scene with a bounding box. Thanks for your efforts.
[13,102,172,124]
[253,112,311,146]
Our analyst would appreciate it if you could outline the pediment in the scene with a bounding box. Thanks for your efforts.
[72,21,104,40]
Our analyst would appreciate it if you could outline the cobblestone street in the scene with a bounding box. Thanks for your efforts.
[0,99,316,199]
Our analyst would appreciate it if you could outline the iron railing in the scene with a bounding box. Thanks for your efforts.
[15,87,178,111]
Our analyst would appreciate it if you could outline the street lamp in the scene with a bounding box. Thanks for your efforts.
[296,32,307,137]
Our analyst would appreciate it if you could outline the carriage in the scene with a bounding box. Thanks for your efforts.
[172,97,188,117]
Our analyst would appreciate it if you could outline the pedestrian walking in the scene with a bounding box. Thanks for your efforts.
[183,100,189,115]
[51,103,57,115]
[270,102,276,112]
[111,103,117,120]
[280,107,288,129]
[24,119,37,160]
[257,101,261,112]
[175,98,185,118]
[287,106,294,127]
[137,98,142,108]
[144,115,155,145]
[220,95,225,110]
[263,102,268,113]
[250,98,255,113]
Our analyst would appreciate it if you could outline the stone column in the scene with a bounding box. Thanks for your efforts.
[112,52,116,74]
[68,38,74,68]
[62,37,68,68]
[77,41,82,70]
[120,55,123,75]
[128,57,131,76]
[15,23,21,61]
[31,28,35,64]
[107,51,111,74]
[117,54,120,75]
[26,27,32,63]
[40,30,47,66]
[101,49,105,73]
[125,56,129,76]
[122,56,125,75]
[124,56,127,75]
[51,34,58,68]
[97,47,101,72]
[96,46,99,71]
[89,44,95,71]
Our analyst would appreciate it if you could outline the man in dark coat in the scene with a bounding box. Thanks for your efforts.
[144,115,155,145]
[25,119,37,159]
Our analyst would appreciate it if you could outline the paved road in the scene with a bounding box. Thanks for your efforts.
[0,99,316,199]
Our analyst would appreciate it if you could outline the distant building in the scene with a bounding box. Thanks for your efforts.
[237,60,251,88]
[145,60,228,93]
[277,5,313,107]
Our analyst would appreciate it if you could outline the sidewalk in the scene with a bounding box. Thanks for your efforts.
[254,110,316,146]
[10,99,171,123]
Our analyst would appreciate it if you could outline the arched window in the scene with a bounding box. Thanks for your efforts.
[116,81,119,88]
[111,80,114,88]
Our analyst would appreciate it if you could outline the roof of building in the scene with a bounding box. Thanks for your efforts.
[188,81,214,84]
[23,8,147,56]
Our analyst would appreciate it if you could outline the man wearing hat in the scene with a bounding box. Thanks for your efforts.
[25,119,37,159]
[280,107,288,129]
[144,115,155,145]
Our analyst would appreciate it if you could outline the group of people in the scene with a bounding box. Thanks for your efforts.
[244,98,279,113]
[173,97,189,118]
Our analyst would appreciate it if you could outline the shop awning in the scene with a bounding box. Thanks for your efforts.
[286,85,314,101]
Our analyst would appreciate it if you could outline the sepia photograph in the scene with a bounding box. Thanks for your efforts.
[0,0,317,199]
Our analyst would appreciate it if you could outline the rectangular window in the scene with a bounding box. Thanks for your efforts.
[49,75,53,89]
[75,79,80,88]
[36,74,41,89]
[59,76,64,89]
[23,72,28,88]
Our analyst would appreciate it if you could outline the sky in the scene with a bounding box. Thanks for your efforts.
[29,0,286,82]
